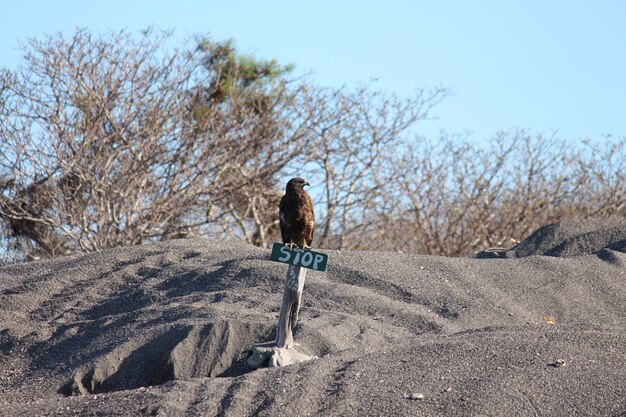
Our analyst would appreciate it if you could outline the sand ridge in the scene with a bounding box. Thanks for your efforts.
[0,217,624,416]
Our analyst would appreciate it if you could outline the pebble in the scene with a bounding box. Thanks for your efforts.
[548,358,567,368]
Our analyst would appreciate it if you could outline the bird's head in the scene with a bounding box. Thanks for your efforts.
[286,177,310,192]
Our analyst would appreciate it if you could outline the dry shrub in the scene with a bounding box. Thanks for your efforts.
[0,29,315,260]
[332,132,625,255]
[0,29,623,262]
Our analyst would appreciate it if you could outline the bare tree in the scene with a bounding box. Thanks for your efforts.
[0,29,316,261]
[340,131,625,256]
[300,86,449,249]
[1,28,623,263]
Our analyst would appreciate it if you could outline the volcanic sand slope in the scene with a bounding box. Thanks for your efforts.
[0,217,625,416]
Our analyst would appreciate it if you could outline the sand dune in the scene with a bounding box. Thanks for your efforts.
[0,217,624,416]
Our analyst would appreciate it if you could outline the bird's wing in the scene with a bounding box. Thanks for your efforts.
[279,203,289,243]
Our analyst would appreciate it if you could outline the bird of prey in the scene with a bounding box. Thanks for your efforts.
[279,177,315,250]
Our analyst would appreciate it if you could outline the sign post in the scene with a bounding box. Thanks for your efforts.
[270,243,328,348]
[248,244,329,368]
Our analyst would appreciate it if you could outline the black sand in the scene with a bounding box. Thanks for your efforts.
[1,217,625,416]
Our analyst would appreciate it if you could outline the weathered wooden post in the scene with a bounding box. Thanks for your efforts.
[276,264,307,348]
[248,243,328,368]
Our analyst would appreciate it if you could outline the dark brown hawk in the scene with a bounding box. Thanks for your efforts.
[279,177,315,250]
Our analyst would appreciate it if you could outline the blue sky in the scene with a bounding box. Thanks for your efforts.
[2,1,625,142]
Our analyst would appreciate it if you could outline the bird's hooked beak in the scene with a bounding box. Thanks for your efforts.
[303,181,310,188]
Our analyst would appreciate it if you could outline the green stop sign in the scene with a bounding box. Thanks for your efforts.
[270,243,328,272]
